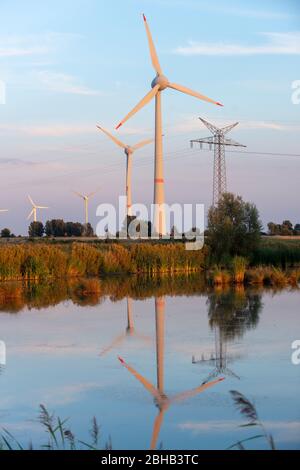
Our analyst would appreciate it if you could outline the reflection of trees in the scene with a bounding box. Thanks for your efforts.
[207,286,262,340]
[0,274,208,313]
[193,287,263,382]
[0,276,266,316]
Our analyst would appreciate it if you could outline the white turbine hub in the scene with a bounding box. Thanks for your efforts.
[151,75,169,90]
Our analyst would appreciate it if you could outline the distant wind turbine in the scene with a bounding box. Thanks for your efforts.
[73,190,98,225]
[0,209,8,213]
[115,14,223,235]
[27,195,48,222]
[97,125,153,217]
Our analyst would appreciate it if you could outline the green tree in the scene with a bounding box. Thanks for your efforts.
[45,219,65,237]
[65,222,84,237]
[281,220,293,235]
[1,228,11,238]
[83,223,94,237]
[28,221,44,237]
[207,193,262,262]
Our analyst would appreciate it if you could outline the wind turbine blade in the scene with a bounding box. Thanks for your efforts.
[116,85,159,129]
[118,356,161,401]
[27,209,34,220]
[73,191,85,199]
[168,83,223,107]
[150,409,166,450]
[28,195,35,206]
[131,138,154,152]
[36,206,48,209]
[142,14,162,75]
[96,125,127,149]
[0,209,8,212]
[170,377,225,404]
[99,333,127,357]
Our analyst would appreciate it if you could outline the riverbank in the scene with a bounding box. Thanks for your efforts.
[0,241,299,286]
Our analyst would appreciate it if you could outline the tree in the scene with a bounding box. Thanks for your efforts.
[83,223,94,237]
[207,193,262,262]
[1,228,11,238]
[281,220,293,235]
[294,224,300,235]
[45,219,65,237]
[65,222,84,237]
[28,221,44,237]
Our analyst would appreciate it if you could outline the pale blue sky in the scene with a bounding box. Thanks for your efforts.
[0,0,299,234]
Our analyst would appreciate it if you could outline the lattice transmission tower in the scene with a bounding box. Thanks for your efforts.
[190,118,246,206]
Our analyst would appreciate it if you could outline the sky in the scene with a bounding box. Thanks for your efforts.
[0,0,299,234]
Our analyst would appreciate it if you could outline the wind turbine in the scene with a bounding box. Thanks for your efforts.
[100,298,151,356]
[97,125,153,217]
[0,209,8,214]
[118,297,224,449]
[27,195,48,222]
[115,14,223,235]
[73,190,97,225]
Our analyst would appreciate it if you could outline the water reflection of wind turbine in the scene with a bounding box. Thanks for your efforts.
[119,297,224,449]
[100,298,151,356]
[192,325,240,382]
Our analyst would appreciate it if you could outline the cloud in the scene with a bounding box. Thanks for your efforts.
[179,420,300,443]
[0,123,96,137]
[37,71,102,96]
[0,157,36,166]
[0,46,48,58]
[170,116,300,134]
[0,32,77,58]
[174,32,300,56]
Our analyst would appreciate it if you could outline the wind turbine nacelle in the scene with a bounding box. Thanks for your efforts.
[125,147,133,155]
[151,75,169,90]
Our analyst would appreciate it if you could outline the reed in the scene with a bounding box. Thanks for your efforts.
[209,266,232,285]
[231,256,248,284]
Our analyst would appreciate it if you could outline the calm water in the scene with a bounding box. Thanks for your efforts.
[0,278,299,450]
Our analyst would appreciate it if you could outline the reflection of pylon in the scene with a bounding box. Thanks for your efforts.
[190,118,246,206]
[192,325,240,382]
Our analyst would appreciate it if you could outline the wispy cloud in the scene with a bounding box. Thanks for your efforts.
[170,116,300,134]
[0,157,36,166]
[0,46,48,58]
[0,123,96,137]
[0,32,77,58]
[174,32,300,56]
[37,71,102,96]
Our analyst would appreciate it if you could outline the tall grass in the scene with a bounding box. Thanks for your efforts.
[252,239,300,268]
[0,242,207,281]
[0,405,110,450]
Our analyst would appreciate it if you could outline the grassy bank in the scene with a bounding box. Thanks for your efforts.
[0,242,208,282]
[252,237,300,268]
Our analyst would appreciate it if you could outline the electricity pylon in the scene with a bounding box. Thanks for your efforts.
[190,118,246,206]
[192,325,241,383]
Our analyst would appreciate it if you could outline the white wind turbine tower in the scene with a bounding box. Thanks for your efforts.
[27,195,48,222]
[115,14,223,235]
[97,125,153,217]
[73,190,97,225]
